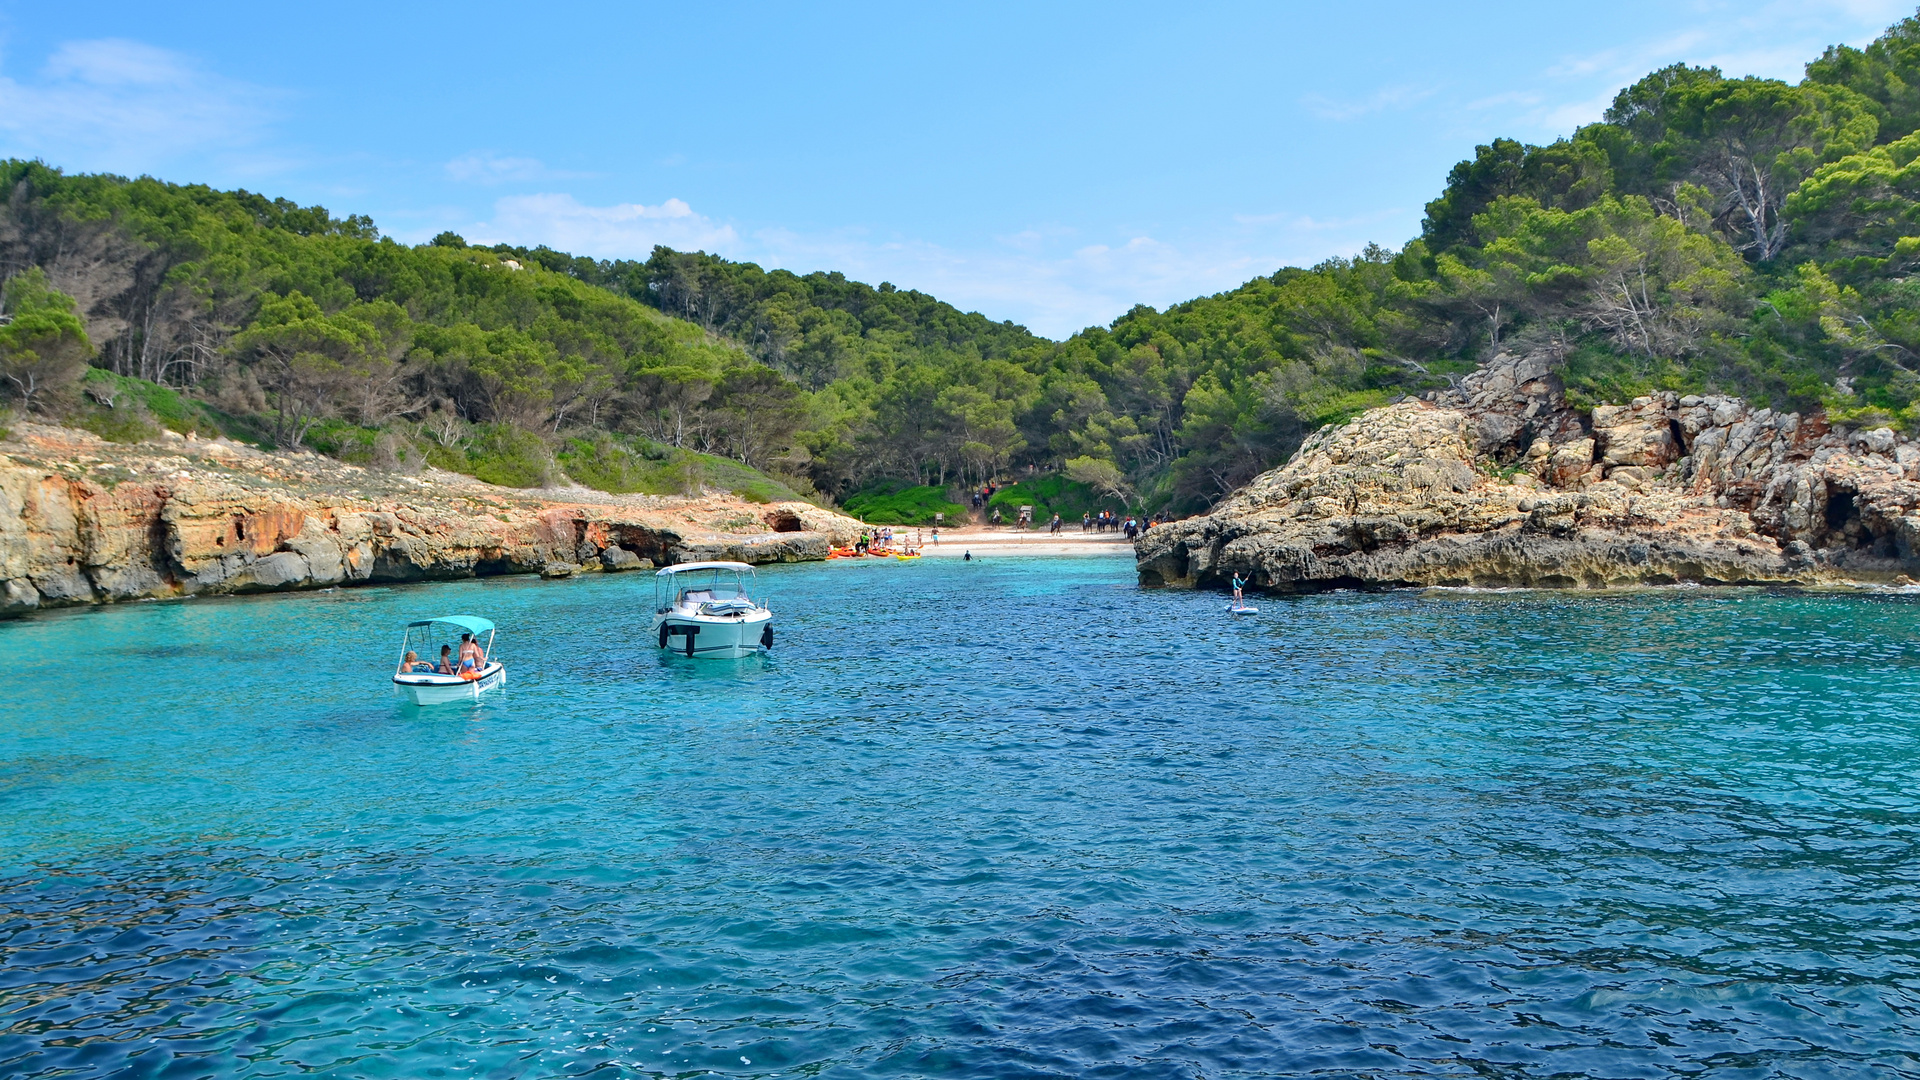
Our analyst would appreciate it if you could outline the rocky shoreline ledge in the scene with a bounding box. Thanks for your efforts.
[0,423,864,619]
[1137,353,1920,593]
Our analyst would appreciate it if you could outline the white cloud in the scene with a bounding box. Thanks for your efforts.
[0,39,274,171]
[1465,1,1914,142]
[1302,85,1435,122]
[440,188,1422,337]
[463,192,738,256]
[741,211,1416,338]
[445,152,590,184]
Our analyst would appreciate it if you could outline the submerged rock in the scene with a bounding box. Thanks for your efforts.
[1139,352,1920,592]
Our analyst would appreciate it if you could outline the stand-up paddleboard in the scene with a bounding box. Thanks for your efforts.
[1228,602,1260,615]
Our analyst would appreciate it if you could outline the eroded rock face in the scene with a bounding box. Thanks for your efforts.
[1138,352,1920,592]
[0,425,864,618]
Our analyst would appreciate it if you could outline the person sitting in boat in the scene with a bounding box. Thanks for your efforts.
[436,644,456,674]
[398,650,433,674]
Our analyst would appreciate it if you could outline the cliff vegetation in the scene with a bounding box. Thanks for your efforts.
[10,10,1920,517]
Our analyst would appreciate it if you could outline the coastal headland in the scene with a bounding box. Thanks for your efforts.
[0,423,865,619]
[1137,351,1920,592]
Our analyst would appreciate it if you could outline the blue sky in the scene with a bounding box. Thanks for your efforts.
[0,1,1911,337]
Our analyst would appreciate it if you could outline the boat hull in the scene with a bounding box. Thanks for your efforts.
[394,662,506,704]
[651,610,772,658]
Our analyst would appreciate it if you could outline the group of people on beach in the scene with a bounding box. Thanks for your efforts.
[1081,510,1162,539]
[397,633,486,675]
[955,479,1174,541]
[852,527,922,555]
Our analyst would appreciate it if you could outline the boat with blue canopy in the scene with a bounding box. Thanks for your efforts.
[392,615,506,704]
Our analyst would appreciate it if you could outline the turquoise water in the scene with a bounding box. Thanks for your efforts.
[3,559,1919,1079]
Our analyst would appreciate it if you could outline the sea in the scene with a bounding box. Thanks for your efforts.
[2,557,1917,1079]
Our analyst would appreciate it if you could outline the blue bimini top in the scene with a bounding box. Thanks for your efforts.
[407,615,496,635]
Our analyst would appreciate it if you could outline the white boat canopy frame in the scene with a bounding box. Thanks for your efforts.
[399,615,497,668]
[654,561,756,575]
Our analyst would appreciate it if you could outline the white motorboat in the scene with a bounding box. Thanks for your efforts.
[392,615,506,704]
[651,561,772,658]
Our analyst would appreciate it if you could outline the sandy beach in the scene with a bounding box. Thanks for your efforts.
[911,528,1136,558]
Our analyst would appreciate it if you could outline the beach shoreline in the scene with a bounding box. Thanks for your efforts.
[906,529,1135,558]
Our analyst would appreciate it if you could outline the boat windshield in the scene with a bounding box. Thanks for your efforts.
[655,565,760,611]
[678,571,749,604]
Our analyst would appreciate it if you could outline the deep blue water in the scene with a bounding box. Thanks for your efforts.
[2,557,1918,1079]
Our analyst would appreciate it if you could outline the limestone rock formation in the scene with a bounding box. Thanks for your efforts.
[0,424,863,618]
[1137,352,1920,592]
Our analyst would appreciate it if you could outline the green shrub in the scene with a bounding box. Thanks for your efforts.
[426,424,553,487]
[690,452,801,503]
[61,369,234,443]
[557,436,667,493]
[985,474,1125,525]
[72,403,159,443]
[843,479,967,524]
[304,419,381,463]
[554,434,802,501]
[1559,344,1704,412]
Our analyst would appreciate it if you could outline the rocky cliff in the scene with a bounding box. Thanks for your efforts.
[1137,352,1920,592]
[0,424,865,619]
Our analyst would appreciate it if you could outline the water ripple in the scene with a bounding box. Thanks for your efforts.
[2,567,1918,1077]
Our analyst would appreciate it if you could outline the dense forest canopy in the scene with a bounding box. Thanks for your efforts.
[10,10,1920,514]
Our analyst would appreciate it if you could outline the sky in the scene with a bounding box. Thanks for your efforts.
[0,0,1912,339]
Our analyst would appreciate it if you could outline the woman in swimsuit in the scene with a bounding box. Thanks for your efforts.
[458,634,484,673]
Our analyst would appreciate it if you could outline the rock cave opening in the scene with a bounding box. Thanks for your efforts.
[1821,489,1875,551]
[762,510,804,533]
